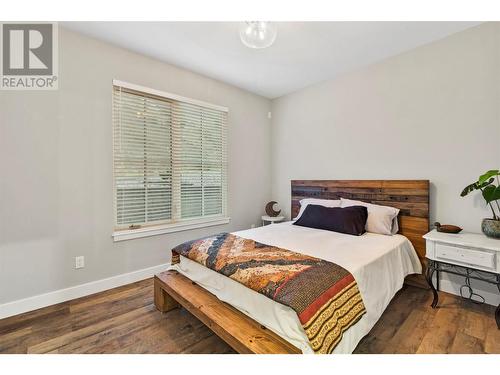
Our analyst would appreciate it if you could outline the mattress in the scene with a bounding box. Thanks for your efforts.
[169,221,422,353]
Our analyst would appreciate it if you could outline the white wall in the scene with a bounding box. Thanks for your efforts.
[271,22,500,304]
[0,28,272,305]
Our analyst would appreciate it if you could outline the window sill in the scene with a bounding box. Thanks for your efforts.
[112,217,231,242]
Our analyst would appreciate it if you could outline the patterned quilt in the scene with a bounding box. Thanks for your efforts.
[171,233,366,354]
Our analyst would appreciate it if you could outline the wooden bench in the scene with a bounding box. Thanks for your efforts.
[154,270,301,354]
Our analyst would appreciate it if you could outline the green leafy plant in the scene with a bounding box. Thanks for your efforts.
[461,169,500,220]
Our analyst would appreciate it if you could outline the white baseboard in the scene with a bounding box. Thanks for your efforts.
[0,263,170,320]
[2,262,497,322]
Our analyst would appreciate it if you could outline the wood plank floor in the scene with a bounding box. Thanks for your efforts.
[0,278,498,354]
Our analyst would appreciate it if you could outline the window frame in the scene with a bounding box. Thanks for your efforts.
[111,80,229,242]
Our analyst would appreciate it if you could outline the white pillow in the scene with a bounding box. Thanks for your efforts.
[340,198,399,235]
[294,198,341,220]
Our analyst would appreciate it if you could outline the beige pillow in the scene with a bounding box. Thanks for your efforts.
[340,198,399,235]
[294,198,341,220]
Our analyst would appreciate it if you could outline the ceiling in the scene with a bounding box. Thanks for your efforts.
[62,22,481,99]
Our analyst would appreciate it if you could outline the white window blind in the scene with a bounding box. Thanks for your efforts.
[113,81,228,232]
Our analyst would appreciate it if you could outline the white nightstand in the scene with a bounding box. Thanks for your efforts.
[261,215,285,226]
[423,229,500,328]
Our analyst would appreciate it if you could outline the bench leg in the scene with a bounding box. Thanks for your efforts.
[154,278,180,312]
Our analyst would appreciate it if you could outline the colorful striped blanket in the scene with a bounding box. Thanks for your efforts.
[171,233,366,354]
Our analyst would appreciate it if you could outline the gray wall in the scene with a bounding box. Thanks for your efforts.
[0,28,272,304]
[271,22,499,230]
[271,22,500,304]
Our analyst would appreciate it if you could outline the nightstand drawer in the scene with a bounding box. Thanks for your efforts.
[435,243,495,269]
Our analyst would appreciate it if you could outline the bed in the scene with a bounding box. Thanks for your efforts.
[155,180,430,354]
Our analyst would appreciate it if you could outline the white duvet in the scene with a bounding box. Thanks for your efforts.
[169,221,421,354]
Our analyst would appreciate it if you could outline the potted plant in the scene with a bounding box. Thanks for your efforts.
[461,169,500,239]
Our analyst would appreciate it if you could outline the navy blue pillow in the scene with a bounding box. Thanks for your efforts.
[293,204,368,236]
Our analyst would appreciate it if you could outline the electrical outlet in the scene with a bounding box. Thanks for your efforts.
[75,256,85,269]
[251,224,256,228]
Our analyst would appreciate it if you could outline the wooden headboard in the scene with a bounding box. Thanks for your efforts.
[291,180,430,261]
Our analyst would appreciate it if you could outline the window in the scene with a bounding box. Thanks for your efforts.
[112,80,228,241]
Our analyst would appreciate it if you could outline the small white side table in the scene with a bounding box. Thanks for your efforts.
[261,215,285,226]
[423,229,500,328]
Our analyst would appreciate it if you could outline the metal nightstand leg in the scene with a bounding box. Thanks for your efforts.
[497,282,500,329]
[425,260,439,309]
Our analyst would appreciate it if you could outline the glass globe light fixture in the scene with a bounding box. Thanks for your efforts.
[239,22,277,49]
